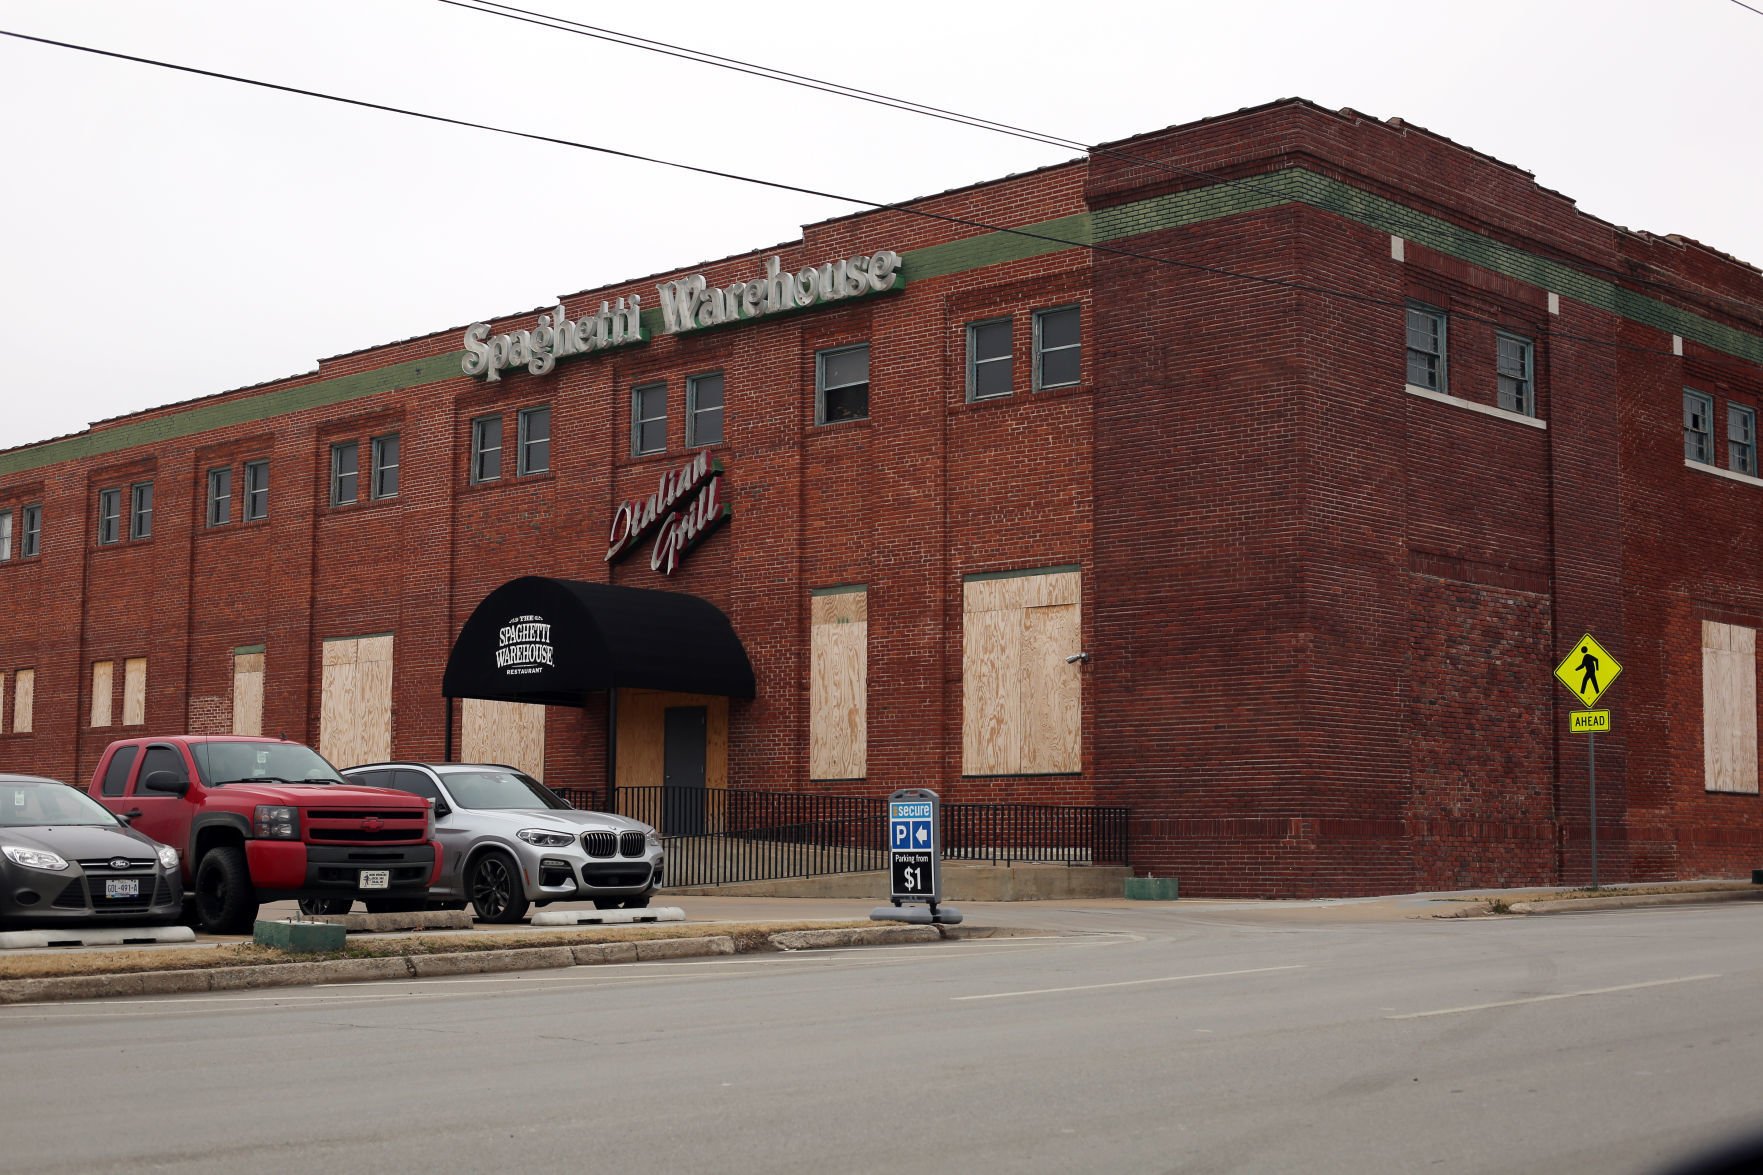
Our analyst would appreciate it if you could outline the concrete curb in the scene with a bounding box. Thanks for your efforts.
[1508,889,1763,915]
[770,926,941,950]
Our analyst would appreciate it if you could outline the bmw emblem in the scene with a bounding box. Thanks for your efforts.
[109,857,131,870]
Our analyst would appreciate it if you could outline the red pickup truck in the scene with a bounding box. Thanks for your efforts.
[87,736,440,934]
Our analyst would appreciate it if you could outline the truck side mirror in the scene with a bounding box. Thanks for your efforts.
[142,770,190,796]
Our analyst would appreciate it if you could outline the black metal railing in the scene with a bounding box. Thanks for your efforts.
[551,785,1129,888]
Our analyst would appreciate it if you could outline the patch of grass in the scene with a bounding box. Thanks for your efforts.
[0,920,872,982]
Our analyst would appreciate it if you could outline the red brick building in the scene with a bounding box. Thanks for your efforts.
[2,100,1760,897]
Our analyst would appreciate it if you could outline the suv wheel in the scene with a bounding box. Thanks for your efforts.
[194,847,260,934]
[297,898,352,916]
[468,851,529,923]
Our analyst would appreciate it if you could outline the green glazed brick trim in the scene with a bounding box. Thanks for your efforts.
[963,564,1082,583]
[5,167,1759,477]
[232,644,266,656]
[0,353,464,478]
[810,584,869,597]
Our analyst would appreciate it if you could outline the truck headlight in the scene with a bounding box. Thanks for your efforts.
[253,805,299,839]
[516,828,574,848]
[156,845,180,871]
[3,845,69,871]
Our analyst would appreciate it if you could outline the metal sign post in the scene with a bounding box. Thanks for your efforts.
[871,788,962,926]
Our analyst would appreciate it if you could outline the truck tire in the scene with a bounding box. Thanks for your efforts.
[297,898,352,916]
[194,847,260,934]
[467,851,529,923]
[363,899,427,914]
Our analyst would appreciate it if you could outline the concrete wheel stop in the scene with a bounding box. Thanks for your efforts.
[1125,876,1180,900]
[253,918,347,952]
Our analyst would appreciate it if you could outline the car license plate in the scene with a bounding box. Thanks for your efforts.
[360,870,390,890]
[105,878,140,899]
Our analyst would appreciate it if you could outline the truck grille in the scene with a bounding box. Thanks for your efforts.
[306,809,428,845]
[582,832,649,858]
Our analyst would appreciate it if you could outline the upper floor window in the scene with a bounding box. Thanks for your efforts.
[632,383,667,455]
[517,408,550,475]
[243,459,269,521]
[471,415,502,483]
[1729,404,1757,477]
[687,374,724,447]
[1406,304,1448,393]
[967,318,1012,401]
[1497,332,1534,416]
[0,509,11,561]
[817,344,869,424]
[1033,306,1081,390]
[1684,389,1715,465]
[371,434,400,499]
[331,442,359,506]
[19,504,39,558]
[97,488,122,545]
[129,482,153,540]
[206,467,232,526]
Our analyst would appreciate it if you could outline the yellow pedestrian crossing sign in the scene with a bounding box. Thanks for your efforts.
[1555,633,1622,708]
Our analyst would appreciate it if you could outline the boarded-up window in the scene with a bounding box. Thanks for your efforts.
[90,661,114,728]
[233,650,264,737]
[122,658,147,726]
[1704,621,1759,795]
[810,587,868,780]
[319,634,394,769]
[461,699,547,780]
[962,569,1082,775]
[12,669,32,734]
[0,671,6,732]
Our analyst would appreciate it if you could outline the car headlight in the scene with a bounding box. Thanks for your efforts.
[3,845,69,871]
[645,829,661,851]
[517,828,574,848]
[156,845,180,871]
[253,805,300,839]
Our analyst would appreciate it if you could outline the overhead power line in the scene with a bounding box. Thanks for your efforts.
[0,25,1708,359]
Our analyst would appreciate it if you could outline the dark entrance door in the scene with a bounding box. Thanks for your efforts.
[663,706,708,837]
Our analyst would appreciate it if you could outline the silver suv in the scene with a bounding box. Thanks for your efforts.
[329,763,663,922]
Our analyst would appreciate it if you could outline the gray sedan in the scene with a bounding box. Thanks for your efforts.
[332,763,663,922]
[0,774,184,927]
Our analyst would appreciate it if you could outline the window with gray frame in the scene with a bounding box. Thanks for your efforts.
[517,407,550,475]
[243,460,269,521]
[129,482,153,540]
[371,434,399,499]
[0,509,10,561]
[1684,389,1715,465]
[97,488,121,545]
[20,504,39,558]
[816,344,869,423]
[1730,404,1757,477]
[1406,304,1448,392]
[1497,332,1534,416]
[206,467,231,526]
[967,318,1013,400]
[687,373,724,446]
[471,415,502,482]
[1033,306,1080,390]
[331,441,359,505]
[632,382,668,454]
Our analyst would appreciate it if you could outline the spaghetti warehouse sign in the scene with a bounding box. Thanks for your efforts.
[460,249,902,381]
[605,451,730,576]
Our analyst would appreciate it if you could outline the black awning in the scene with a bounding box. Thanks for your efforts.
[441,577,756,706]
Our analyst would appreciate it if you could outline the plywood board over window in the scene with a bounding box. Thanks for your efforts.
[90,661,114,728]
[462,699,547,780]
[122,658,147,726]
[962,569,1082,776]
[13,669,33,734]
[320,634,393,769]
[0,671,6,733]
[1703,620,1759,795]
[232,650,264,737]
[810,588,868,780]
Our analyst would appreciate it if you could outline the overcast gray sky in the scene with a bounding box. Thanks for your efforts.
[2,0,1758,451]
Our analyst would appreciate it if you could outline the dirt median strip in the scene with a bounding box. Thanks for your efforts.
[0,924,958,1005]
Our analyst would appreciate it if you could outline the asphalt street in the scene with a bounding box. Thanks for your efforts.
[4,900,1763,1174]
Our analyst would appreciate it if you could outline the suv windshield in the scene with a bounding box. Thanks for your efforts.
[441,770,572,811]
[190,741,345,786]
[0,782,120,827]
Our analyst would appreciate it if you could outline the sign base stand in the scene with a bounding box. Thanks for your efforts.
[870,904,963,926]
